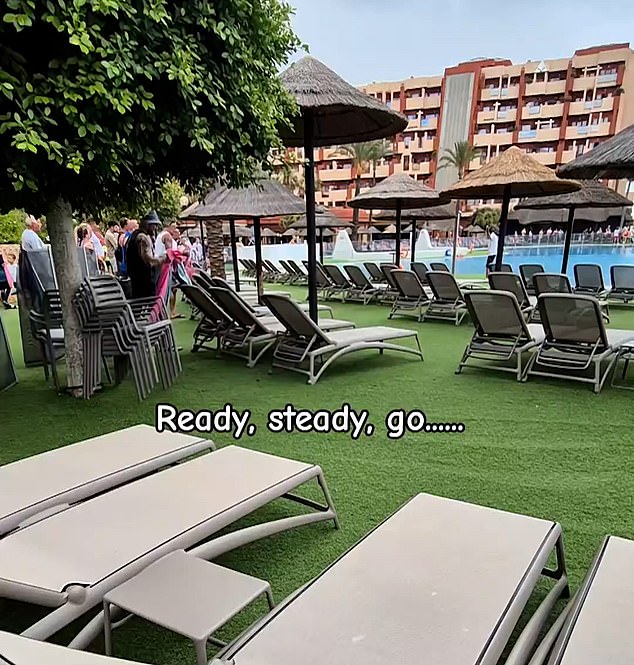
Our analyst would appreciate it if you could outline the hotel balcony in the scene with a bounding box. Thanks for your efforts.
[481,85,520,101]
[572,75,602,92]
[521,103,564,120]
[565,123,612,140]
[523,80,567,97]
[423,95,442,109]
[473,132,514,147]
[477,109,517,124]
[530,152,557,166]
[568,97,614,115]
[319,167,353,182]
[518,127,561,143]
[405,96,425,111]
[392,161,404,174]
[410,138,436,153]
[560,149,576,163]
[406,116,439,131]
[321,188,348,202]
[411,162,432,175]
[373,164,390,179]
[597,72,619,87]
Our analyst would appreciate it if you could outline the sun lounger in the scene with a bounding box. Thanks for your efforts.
[180,284,233,352]
[363,262,386,284]
[488,272,537,320]
[1,446,338,646]
[262,294,423,384]
[422,271,469,325]
[526,535,634,665]
[410,261,430,285]
[215,493,568,665]
[322,265,352,301]
[519,264,544,296]
[343,265,383,304]
[457,290,545,380]
[609,264,634,304]
[379,263,400,302]
[573,264,609,298]
[430,261,449,272]
[389,269,430,321]
[524,293,634,393]
[0,425,212,537]
[534,273,609,322]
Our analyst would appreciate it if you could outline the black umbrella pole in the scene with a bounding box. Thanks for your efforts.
[253,217,263,304]
[561,208,575,274]
[229,219,240,292]
[199,220,206,270]
[319,228,324,263]
[304,112,318,322]
[451,209,460,275]
[411,222,417,264]
[395,202,402,266]
[494,185,511,272]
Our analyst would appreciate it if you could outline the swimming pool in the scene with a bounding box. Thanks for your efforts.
[430,245,634,279]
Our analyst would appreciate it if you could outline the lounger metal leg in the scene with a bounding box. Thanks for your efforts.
[103,601,113,656]
[317,470,340,529]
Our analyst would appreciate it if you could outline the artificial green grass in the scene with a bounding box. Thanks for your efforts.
[1,291,634,663]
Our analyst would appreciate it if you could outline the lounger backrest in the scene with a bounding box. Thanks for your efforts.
[344,265,371,288]
[430,262,449,272]
[208,287,266,332]
[391,270,424,298]
[488,272,530,308]
[538,294,608,347]
[500,264,513,273]
[427,271,462,301]
[611,265,634,291]
[380,264,399,289]
[288,260,306,276]
[519,264,544,290]
[261,294,330,345]
[180,284,230,326]
[364,262,384,281]
[573,264,605,292]
[534,273,572,296]
[192,271,216,293]
[315,263,333,287]
[410,262,429,285]
[323,265,349,288]
[465,290,531,339]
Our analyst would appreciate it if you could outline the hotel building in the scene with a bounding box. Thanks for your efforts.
[308,43,634,212]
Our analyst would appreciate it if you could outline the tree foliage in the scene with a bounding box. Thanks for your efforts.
[0,209,25,243]
[438,141,480,180]
[0,0,302,212]
[473,206,501,231]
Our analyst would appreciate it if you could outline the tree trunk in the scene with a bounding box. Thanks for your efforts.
[47,196,83,396]
[205,219,226,278]
[352,175,361,226]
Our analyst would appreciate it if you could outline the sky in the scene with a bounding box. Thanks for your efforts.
[288,0,634,85]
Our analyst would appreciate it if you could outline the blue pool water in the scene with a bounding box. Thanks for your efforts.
[431,245,634,280]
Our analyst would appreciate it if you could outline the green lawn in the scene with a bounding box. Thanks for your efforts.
[1,290,634,663]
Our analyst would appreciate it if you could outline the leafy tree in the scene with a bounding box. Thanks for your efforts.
[438,141,480,180]
[336,140,392,224]
[272,150,305,196]
[0,209,25,244]
[473,207,501,231]
[134,178,186,223]
[0,0,300,394]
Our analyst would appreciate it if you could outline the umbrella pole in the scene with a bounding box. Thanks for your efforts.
[319,228,324,263]
[451,208,461,274]
[411,221,417,264]
[494,184,512,272]
[199,219,206,270]
[253,217,263,304]
[303,111,318,322]
[561,207,575,274]
[229,219,240,292]
[395,201,402,265]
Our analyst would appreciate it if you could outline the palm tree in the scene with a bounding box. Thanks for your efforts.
[473,207,500,232]
[437,141,480,180]
[273,151,306,196]
[205,219,226,278]
[336,140,391,224]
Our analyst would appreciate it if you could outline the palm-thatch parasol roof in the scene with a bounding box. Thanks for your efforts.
[260,228,278,237]
[383,224,397,234]
[181,178,305,220]
[279,56,407,146]
[282,228,298,236]
[289,206,354,229]
[514,178,631,210]
[348,173,450,210]
[463,224,485,234]
[509,207,632,225]
[359,226,381,234]
[443,147,580,199]
[558,123,634,180]
[374,201,458,222]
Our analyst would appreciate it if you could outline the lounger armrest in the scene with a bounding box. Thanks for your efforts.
[0,578,68,608]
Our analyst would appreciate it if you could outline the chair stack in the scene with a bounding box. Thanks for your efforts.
[73,276,181,400]
[28,289,65,391]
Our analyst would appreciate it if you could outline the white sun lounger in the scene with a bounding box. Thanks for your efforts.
[527,535,634,665]
[0,425,212,536]
[0,630,146,665]
[262,294,423,384]
[215,493,568,665]
[0,446,338,647]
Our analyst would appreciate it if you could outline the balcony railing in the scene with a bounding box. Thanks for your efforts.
[597,72,618,85]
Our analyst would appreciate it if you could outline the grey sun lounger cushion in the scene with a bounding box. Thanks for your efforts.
[534,536,634,665]
[0,630,146,665]
[320,326,419,347]
[0,425,211,536]
[0,446,337,643]
[218,493,568,665]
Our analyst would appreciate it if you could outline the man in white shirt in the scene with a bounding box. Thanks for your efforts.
[21,215,45,251]
[486,230,498,274]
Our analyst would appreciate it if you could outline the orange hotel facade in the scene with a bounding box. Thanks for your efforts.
[301,43,634,217]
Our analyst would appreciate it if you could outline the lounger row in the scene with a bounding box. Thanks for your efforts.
[5,487,634,665]
[457,289,634,393]
[183,277,423,384]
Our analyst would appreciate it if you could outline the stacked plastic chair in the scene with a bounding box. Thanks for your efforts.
[29,290,66,391]
[73,276,181,400]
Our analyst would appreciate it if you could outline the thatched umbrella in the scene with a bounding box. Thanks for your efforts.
[359,225,381,235]
[559,123,634,180]
[280,55,407,320]
[183,178,305,297]
[514,179,632,272]
[443,147,580,271]
[348,173,449,263]
[288,206,353,262]
[463,224,485,235]
[221,222,250,237]
[383,224,397,234]
[509,207,633,226]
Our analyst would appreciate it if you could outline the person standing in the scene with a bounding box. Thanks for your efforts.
[485,230,498,275]
[0,253,14,309]
[125,211,166,299]
[21,215,45,251]
[190,237,204,268]
[118,218,137,277]
[104,221,120,273]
